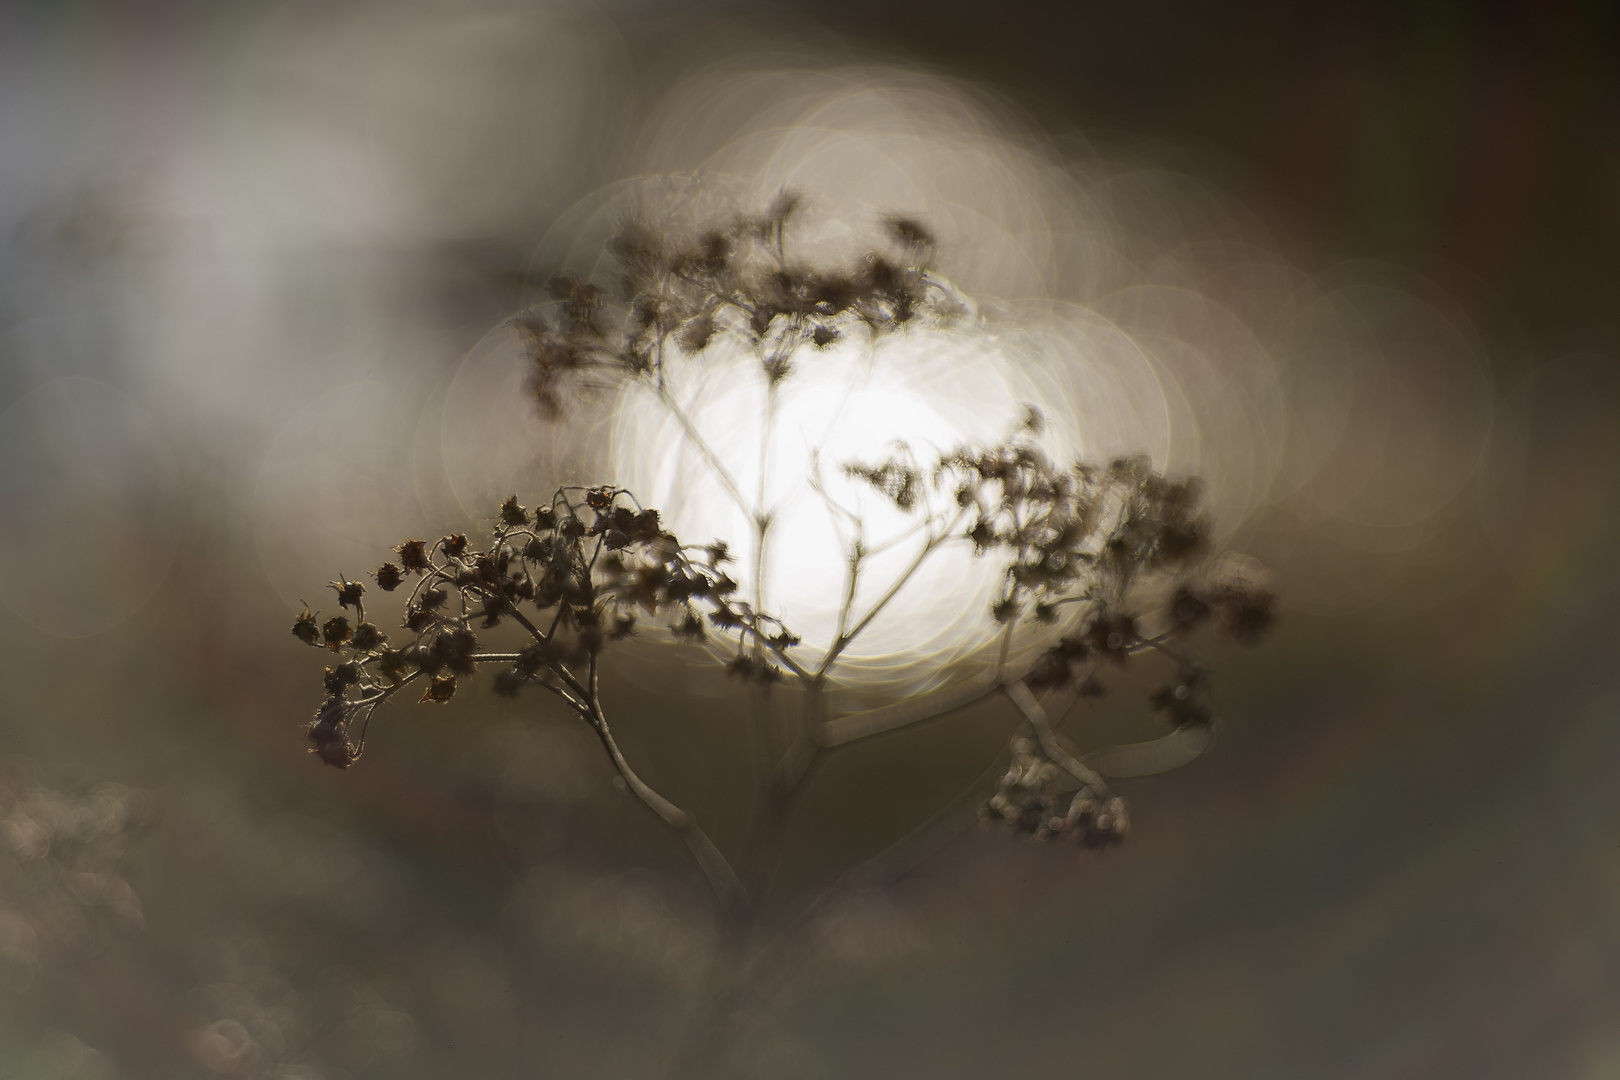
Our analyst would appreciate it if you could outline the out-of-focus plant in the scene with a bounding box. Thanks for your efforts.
[0,769,145,995]
[287,194,1274,1073]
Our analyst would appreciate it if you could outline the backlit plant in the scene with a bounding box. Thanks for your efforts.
[288,193,1274,1071]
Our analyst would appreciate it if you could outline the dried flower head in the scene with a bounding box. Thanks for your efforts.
[329,577,365,610]
[283,194,1276,959]
[291,604,320,647]
[320,616,351,650]
[395,539,430,574]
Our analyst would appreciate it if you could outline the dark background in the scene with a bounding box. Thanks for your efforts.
[1,2,1617,1077]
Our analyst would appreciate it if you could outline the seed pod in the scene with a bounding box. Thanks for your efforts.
[630,508,661,541]
[321,616,352,650]
[305,697,356,769]
[323,662,361,694]
[395,539,430,573]
[329,577,365,610]
[499,495,528,527]
[292,605,321,646]
[377,648,414,682]
[421,676,457,704]
[349,622,385,652]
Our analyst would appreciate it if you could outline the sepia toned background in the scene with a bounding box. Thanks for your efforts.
[1,1,1618,1077]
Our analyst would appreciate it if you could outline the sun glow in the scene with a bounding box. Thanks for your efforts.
[609,329,1074,691]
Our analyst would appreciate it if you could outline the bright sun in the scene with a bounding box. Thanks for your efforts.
[609,328,1070,688]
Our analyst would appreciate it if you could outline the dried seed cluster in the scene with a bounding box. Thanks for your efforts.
[839,408,1275,839]
[984,737,1131,845]
[291,487,801,769]
[514,193,968,416]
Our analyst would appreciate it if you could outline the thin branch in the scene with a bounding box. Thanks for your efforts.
[584,695,746,912]
[859,514,937,560]
[995,615,1016,682]
[498,602,594,705]
[749,377,778,763]
[831,540,862,652]
[657,382,750,516]
[347,670,426,755]
[807,451,861,538]
[536,679,588,715]
[816,506,968,676]
[757,380,777,532]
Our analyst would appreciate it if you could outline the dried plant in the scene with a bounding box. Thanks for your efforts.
[287,194,1274,1073]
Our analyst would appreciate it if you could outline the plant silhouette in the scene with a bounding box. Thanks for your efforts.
[289,193,1274,1074]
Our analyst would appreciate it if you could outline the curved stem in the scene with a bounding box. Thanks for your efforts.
[1003,680,1110,798]
[585,694,746,913]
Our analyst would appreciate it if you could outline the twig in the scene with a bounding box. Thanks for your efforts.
[816,506,968,676]
[656,382,751,516]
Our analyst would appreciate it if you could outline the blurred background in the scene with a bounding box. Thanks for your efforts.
[1,1,1618,1077]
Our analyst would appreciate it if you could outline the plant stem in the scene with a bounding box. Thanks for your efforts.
[816,507,967,676]
[1003,679,1110,797]
[584,694,746,913]
[740,690,825,897]
[657,383,750,516]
